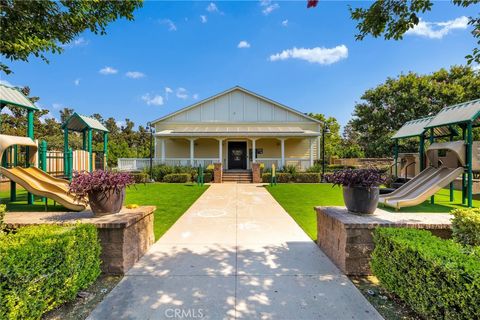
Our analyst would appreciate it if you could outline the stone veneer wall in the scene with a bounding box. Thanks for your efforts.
[213,163,222,183]
[251,163,261,183]
[316,206,452,276]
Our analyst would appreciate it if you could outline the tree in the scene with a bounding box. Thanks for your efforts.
[307,113,343,160]
[0,0,142,74]
[347,65,480,157]
[308,0,480,64]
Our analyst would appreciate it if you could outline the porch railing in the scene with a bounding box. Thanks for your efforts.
[255,158,312,171]
[117,158,219,171]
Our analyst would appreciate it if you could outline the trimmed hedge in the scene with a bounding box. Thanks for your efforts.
[371,228,480,320]
[261,173,321,183]
[131,172,149,183]
[163,173,191,183]
[451,208,480,247]
[0,224,101,320]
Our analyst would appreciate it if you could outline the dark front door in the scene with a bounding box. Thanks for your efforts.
[228,142,247,169]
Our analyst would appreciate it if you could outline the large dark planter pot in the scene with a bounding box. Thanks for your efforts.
[88,188,126,215]
[342,186,379,214]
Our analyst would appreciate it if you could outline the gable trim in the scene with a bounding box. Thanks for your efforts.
[149,86,322,124]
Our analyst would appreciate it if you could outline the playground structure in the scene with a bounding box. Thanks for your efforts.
[381,99,480,209]
[0,84,109,210]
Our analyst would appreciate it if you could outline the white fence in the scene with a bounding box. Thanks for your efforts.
[118,157,312,172]
[117,158,219,171]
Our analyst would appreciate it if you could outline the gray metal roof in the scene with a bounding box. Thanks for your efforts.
[62,113,109,132]
[391,116,433,139]
[425,99,480,128]
[0,84,39,110]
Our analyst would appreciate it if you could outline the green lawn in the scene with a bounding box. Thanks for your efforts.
[266,184,479,241]
[1,183,209,240]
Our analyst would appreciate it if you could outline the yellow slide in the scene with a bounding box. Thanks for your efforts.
[0,166,86,211]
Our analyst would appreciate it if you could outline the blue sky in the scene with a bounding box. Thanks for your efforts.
[0,1,478,128]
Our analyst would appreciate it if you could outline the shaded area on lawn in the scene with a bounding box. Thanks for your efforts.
[265,184,479,241]
[1,183,209,241]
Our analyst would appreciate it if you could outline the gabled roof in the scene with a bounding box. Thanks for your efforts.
[391,116,433,139]
[62,113,109,132]
[0,84,39,110]
[150,86,322,124]
[425,99,480,128]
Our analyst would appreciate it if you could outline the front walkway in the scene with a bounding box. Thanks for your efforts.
[88,184,382,320]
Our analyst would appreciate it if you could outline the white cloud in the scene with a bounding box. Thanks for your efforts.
[52,103,64,110]
[99,66,118,75]
[160,19,177,31]
[260,0,279,15]
[269,45,348,65]
[206,3,219,13]
[164,87,173,99]
[406,16,469,39]
[62,37,89,48]
[238,40,251,49]
[125,71,145,79]
[142,93,164,106]
[200,15,208,23]
[193,93,199,100]
[74,78,80,86]
[39,110,59,123]
[176,87,188,99]
[473,64,480,72]
[282,19,288,27]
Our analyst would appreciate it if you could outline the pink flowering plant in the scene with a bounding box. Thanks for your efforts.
[325,168,387,189]
[69,170,134,202]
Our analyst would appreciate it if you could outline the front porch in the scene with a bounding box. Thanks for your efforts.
[118,136,319,172]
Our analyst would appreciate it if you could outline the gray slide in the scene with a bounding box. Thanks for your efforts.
[380,166,464,210]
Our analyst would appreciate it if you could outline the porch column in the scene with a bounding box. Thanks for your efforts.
[280,138,285,168]
[161,139,166,163]
[310,138,314,166]
[189,138,195,166]
[251,138,257,163]
[218,139,223,164]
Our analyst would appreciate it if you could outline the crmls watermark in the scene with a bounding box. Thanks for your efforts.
[164,308,205,319]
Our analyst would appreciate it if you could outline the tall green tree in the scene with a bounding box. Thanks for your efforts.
[0,0,142,74]
[347,65,480,157]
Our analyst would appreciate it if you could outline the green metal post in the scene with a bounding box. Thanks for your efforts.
[103,132,108,169]
[462,127,466,205]
[394,139,398,178]
[82,130,87,150]
[10,145,17,201]
[68,147,73,180]
[26,109,34,205]
[429,128,434,205]
[88,129,93,172]
[449,130,454,202]
[197,165,204,186]
[419,134,425,171]
[40,140,47,202]
[64,128,69,178]
[467,123,473,207]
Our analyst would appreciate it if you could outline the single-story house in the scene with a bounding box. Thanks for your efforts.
[146,86,322,171]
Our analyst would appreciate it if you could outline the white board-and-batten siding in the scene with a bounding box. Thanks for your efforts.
[162,89,308,123]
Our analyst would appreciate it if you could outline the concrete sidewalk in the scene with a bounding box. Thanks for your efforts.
[88,184,382,320]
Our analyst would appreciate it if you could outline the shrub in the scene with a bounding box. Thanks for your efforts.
[306,163,323,173]
[295,173,321,183]
[0,224,101,320]
[0,204,6,233]
[282,165,298,176]
[131,172,149,184]
[163,173,191,183]
[326,164,356,170]
[203,172,213,183]
[150,164,174,182]
[451,208,480,247]
[371,228,480,320]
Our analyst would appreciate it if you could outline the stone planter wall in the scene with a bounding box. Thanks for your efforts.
[5,206,156,275]
[315,206,452,275]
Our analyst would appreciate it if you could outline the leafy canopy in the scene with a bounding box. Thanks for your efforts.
[0,0,143,74]
[346,65,480,157]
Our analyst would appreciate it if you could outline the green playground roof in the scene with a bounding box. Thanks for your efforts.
[425,99,480,129]
[0,84,39,110]
[391,116,434,139]
[62,113,109,132]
